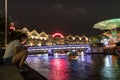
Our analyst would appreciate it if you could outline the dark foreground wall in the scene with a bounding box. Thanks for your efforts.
[0,64,24,80]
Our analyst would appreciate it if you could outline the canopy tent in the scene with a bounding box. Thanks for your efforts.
[93,18,120,42]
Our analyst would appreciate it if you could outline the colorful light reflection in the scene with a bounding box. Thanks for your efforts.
[49,59,69,80]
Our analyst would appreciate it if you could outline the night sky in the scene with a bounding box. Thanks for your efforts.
[0,0,120,36]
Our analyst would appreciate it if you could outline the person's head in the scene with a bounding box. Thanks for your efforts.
[16,33,28,44]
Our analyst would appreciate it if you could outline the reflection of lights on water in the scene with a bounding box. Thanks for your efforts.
[52,59,61,66]
[41,54,49,61]
[26,53,120,80]
[81,51,84,56]
[34,57,40,62]
[101,55,115,79]
[54,53,59,58]
[27,56,40,63]
[104,55,112,67]
[37,54,42,56]
[72,50,76,52]
[78,51,92,63]
[44,53,48,56]
[49,59,69,80]
[81,51,85,61]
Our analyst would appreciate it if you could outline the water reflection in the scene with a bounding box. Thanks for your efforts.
[49,59,69,80]
[26,54,120,80]
[101,55,120,80]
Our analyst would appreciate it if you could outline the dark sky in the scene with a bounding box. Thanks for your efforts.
[0,0,120,36]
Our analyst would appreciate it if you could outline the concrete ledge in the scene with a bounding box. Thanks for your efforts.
[20,64,48,80]
[0,64,24,80]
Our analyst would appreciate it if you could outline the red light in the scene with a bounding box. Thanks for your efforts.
[9,22,15,31]
[52,33,64,38]
[10,26,15,31]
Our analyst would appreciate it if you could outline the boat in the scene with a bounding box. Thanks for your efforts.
[68,52,79,60]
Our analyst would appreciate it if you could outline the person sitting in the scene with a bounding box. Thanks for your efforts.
[3,33,28,68]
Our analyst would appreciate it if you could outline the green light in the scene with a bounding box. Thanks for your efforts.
[93,18,120,30]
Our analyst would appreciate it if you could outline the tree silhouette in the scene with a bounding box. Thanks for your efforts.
[0,10,23,47]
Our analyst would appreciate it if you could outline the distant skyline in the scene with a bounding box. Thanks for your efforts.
[0,0,120,36]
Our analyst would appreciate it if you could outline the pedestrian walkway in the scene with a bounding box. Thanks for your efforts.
[0,49,47,80]
[0,64,47,80]
[0,64,24,80]
[20,64,47,80]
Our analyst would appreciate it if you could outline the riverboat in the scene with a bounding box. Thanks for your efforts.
[68,52,79,60]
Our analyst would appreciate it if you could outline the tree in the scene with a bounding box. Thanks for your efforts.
[0,10,5,47]
[0,10,23,47]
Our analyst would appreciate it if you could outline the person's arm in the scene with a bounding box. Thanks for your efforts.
[13,45,28,55]
[13,46,20,55]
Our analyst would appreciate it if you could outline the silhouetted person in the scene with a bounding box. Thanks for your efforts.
[3,33,28,68]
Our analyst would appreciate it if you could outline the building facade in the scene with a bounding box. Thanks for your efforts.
[19,27,91,46]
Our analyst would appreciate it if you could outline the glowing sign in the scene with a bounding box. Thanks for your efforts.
[52,33,64,38]
[10,26,15,30]
[9,22,15,31]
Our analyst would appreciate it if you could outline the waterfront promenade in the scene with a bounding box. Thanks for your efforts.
[0,64,24,80]
[0,50,47,80]
[0,64,47,80]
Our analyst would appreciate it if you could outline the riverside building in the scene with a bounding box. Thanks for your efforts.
[18,27,91,46]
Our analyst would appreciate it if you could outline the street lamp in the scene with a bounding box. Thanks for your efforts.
[5,0,7,48]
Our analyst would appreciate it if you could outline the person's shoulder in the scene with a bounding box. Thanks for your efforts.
[12,40,21,47]
[14,39,20,42]
[11,39,20,44]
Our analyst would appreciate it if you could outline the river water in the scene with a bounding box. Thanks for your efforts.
[26,53,120,80]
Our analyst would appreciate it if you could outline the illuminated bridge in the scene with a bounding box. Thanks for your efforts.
[28,44,91,53]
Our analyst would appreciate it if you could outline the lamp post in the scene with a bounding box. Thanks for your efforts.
[5,0,7,48]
